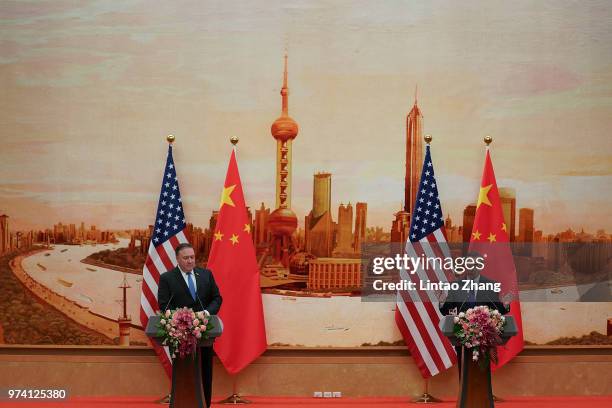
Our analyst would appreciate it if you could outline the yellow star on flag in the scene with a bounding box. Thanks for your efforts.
[243,224,251,233]
[220,184,236,208]
[214,231,223,241]
[477,184,493,208]
[487,233,497,243]
[230,234,239,245]
[501,222,507,232]
[472,230,482,240]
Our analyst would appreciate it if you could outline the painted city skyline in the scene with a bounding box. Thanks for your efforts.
[1,1,611,347]
[1,53,609,269]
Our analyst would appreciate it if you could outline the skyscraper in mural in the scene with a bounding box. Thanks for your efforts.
[499,187,517,242]
[254,203,271,248]
[404,91,423,215]
[518,208,535,256]
[463,204,477,243]
[519,208,535,243]
[334,202,353,255]
[305,172,334,257]
[391,206,410,244]
[268,55,299,266]
[392,91,423,243]
[353,202,367,252]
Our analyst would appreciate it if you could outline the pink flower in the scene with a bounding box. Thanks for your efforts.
[453,305,504,364]
[159,307,213,359]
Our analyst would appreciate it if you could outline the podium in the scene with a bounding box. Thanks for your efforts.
[146,315,223,408]
[439,315,517,408]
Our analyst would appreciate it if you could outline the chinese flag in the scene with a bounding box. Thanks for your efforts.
[469,149,524,370]
[207,149,267,374]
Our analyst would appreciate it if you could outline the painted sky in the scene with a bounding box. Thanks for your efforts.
[1,1,611,233]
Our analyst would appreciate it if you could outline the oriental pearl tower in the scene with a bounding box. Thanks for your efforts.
[268,55,299,266]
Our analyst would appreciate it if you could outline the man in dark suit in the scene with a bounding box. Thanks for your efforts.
[439,251,509,377]
[158,243,222,408]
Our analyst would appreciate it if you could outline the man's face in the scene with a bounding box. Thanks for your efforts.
[176,247,196,272]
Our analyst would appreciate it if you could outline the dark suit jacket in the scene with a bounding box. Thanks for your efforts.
[158,266,222,315]
[439,275,508,315]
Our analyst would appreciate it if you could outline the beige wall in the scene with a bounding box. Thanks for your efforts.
[1,346,610,398]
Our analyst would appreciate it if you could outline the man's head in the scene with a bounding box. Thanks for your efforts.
[465,250,484,279]
[175,243,196,272]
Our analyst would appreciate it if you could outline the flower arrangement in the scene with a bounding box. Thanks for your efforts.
[452,305,506,365]
[156,307,212,359]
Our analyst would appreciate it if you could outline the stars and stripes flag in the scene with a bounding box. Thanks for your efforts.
[394,144,457,378]
[139,144,189,378]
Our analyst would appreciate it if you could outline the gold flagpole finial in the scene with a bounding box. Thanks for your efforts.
[166,134,175,144]
[424,134,432,144]
[484,135,493,146]
[230,136,239,146]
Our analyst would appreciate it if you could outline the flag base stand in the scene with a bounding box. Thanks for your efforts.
[413,392,443,404]
[413,378,442,404]
[218,372,251,404]
[217,393,251,404]
[155,393,170,404]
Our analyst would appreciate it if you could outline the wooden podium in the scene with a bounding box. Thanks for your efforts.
[146,315,223,408]
[439,315,517,408]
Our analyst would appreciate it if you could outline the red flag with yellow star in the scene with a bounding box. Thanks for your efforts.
[469,149,524,370]
[207,149,267,374]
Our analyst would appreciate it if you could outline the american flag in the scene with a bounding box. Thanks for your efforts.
[394,144,457,378]
[139,144,189,377]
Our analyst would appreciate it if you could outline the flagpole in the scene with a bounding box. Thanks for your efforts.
[483,135,506,403]
[156,134,175,406]
[409,134,443,404]
[230,135,239,154]
[217,135,252,405]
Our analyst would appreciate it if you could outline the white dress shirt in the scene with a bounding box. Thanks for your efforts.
[178,266,197,291]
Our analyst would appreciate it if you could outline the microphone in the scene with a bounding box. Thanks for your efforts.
[195,293,206,314]
[481,288,511,314]
[468,276,509,314]
[193,272,208,314]
[162,293,174,314]
[480,289,500,311]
